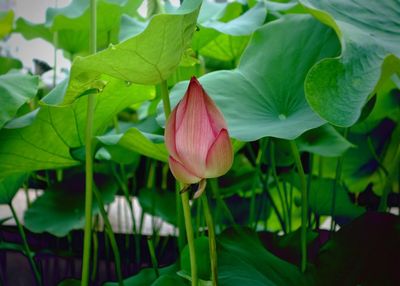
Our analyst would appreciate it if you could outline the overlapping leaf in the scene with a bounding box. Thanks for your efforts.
[62,0,202,104]
[0,73,39,129]
[193,1,266,63]
[15,0,142,56]
[161,15,340,141]
[301,0,400,127]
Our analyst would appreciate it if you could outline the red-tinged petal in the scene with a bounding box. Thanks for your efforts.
[203,89,228,134]
[205,129,233,178]
[164,107,180,160]
[169,156,201,184]
[174,78,216,177]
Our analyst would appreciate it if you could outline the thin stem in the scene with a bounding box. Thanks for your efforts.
[330,128,348,231]
[93,187,124,286]
[9,203,42,286]
[181,191,198,286]
[201,193,218,286]
[160,80,171,118]
[81,0,97,285]
[147,237,160,278]
[270,141,289,233]
[289,141,307,273]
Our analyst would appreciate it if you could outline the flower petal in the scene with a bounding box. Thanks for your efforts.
[205,129,233,178]
[164,107,180,160]
[203,88,228,134]
[169,156,201,184]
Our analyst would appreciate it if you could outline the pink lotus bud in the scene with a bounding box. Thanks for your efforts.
[165,77,233,184]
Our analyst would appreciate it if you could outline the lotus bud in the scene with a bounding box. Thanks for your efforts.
[165,77,233,185]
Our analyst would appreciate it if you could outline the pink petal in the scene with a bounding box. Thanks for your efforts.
[174,78,216,177]
[169,156,201,184]
[164,107,180,160]
[205,129,233,178]
[203,87,228,134]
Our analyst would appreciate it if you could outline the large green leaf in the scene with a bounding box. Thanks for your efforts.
[218,228,310,286]
[24,172,117,237]
[15,0,142,56]
[0,73,39,129]
[162,15,340,141]
[0,78,154,178]
[296,124,354,157]
[0,173,28,205]
[62,0,202,104]
[0,10,13,39]
[301,0,400,127]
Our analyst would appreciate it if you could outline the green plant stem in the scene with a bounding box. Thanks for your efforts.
[160,80,171,117]
[330,128,348,232]
[147,237,160,278]
[201,193,218,286]
[270,141,289,233]
[82,0,97,285]
[289,141,307,273]
[181,191,198,286]
[9,203,42,286]
[93,187,124,286]
[91,228,98,283]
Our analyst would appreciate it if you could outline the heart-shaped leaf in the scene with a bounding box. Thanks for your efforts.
[301,0,400,127]
[160,15,340,141]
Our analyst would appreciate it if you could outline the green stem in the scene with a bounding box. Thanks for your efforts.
[160,80,171,117]
[181,191,198,286]
[289,141,307,273]
[147,237,160,278]
[9,203,42,286]
[201,193,218,286]
[270,141,289,233]
[93,187,124,286]
[330,128,348,232]
[82,0,97,285]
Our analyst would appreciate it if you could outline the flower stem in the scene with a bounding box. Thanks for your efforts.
[160,80,171,117]
[92,187,124,286]
[181,191,198,286]
[9,203,42,286]
[289,141,307,272]
[201,192,218,286]
[82,0,97,285]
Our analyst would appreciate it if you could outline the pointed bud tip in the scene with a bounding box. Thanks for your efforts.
[189,76,201,88]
